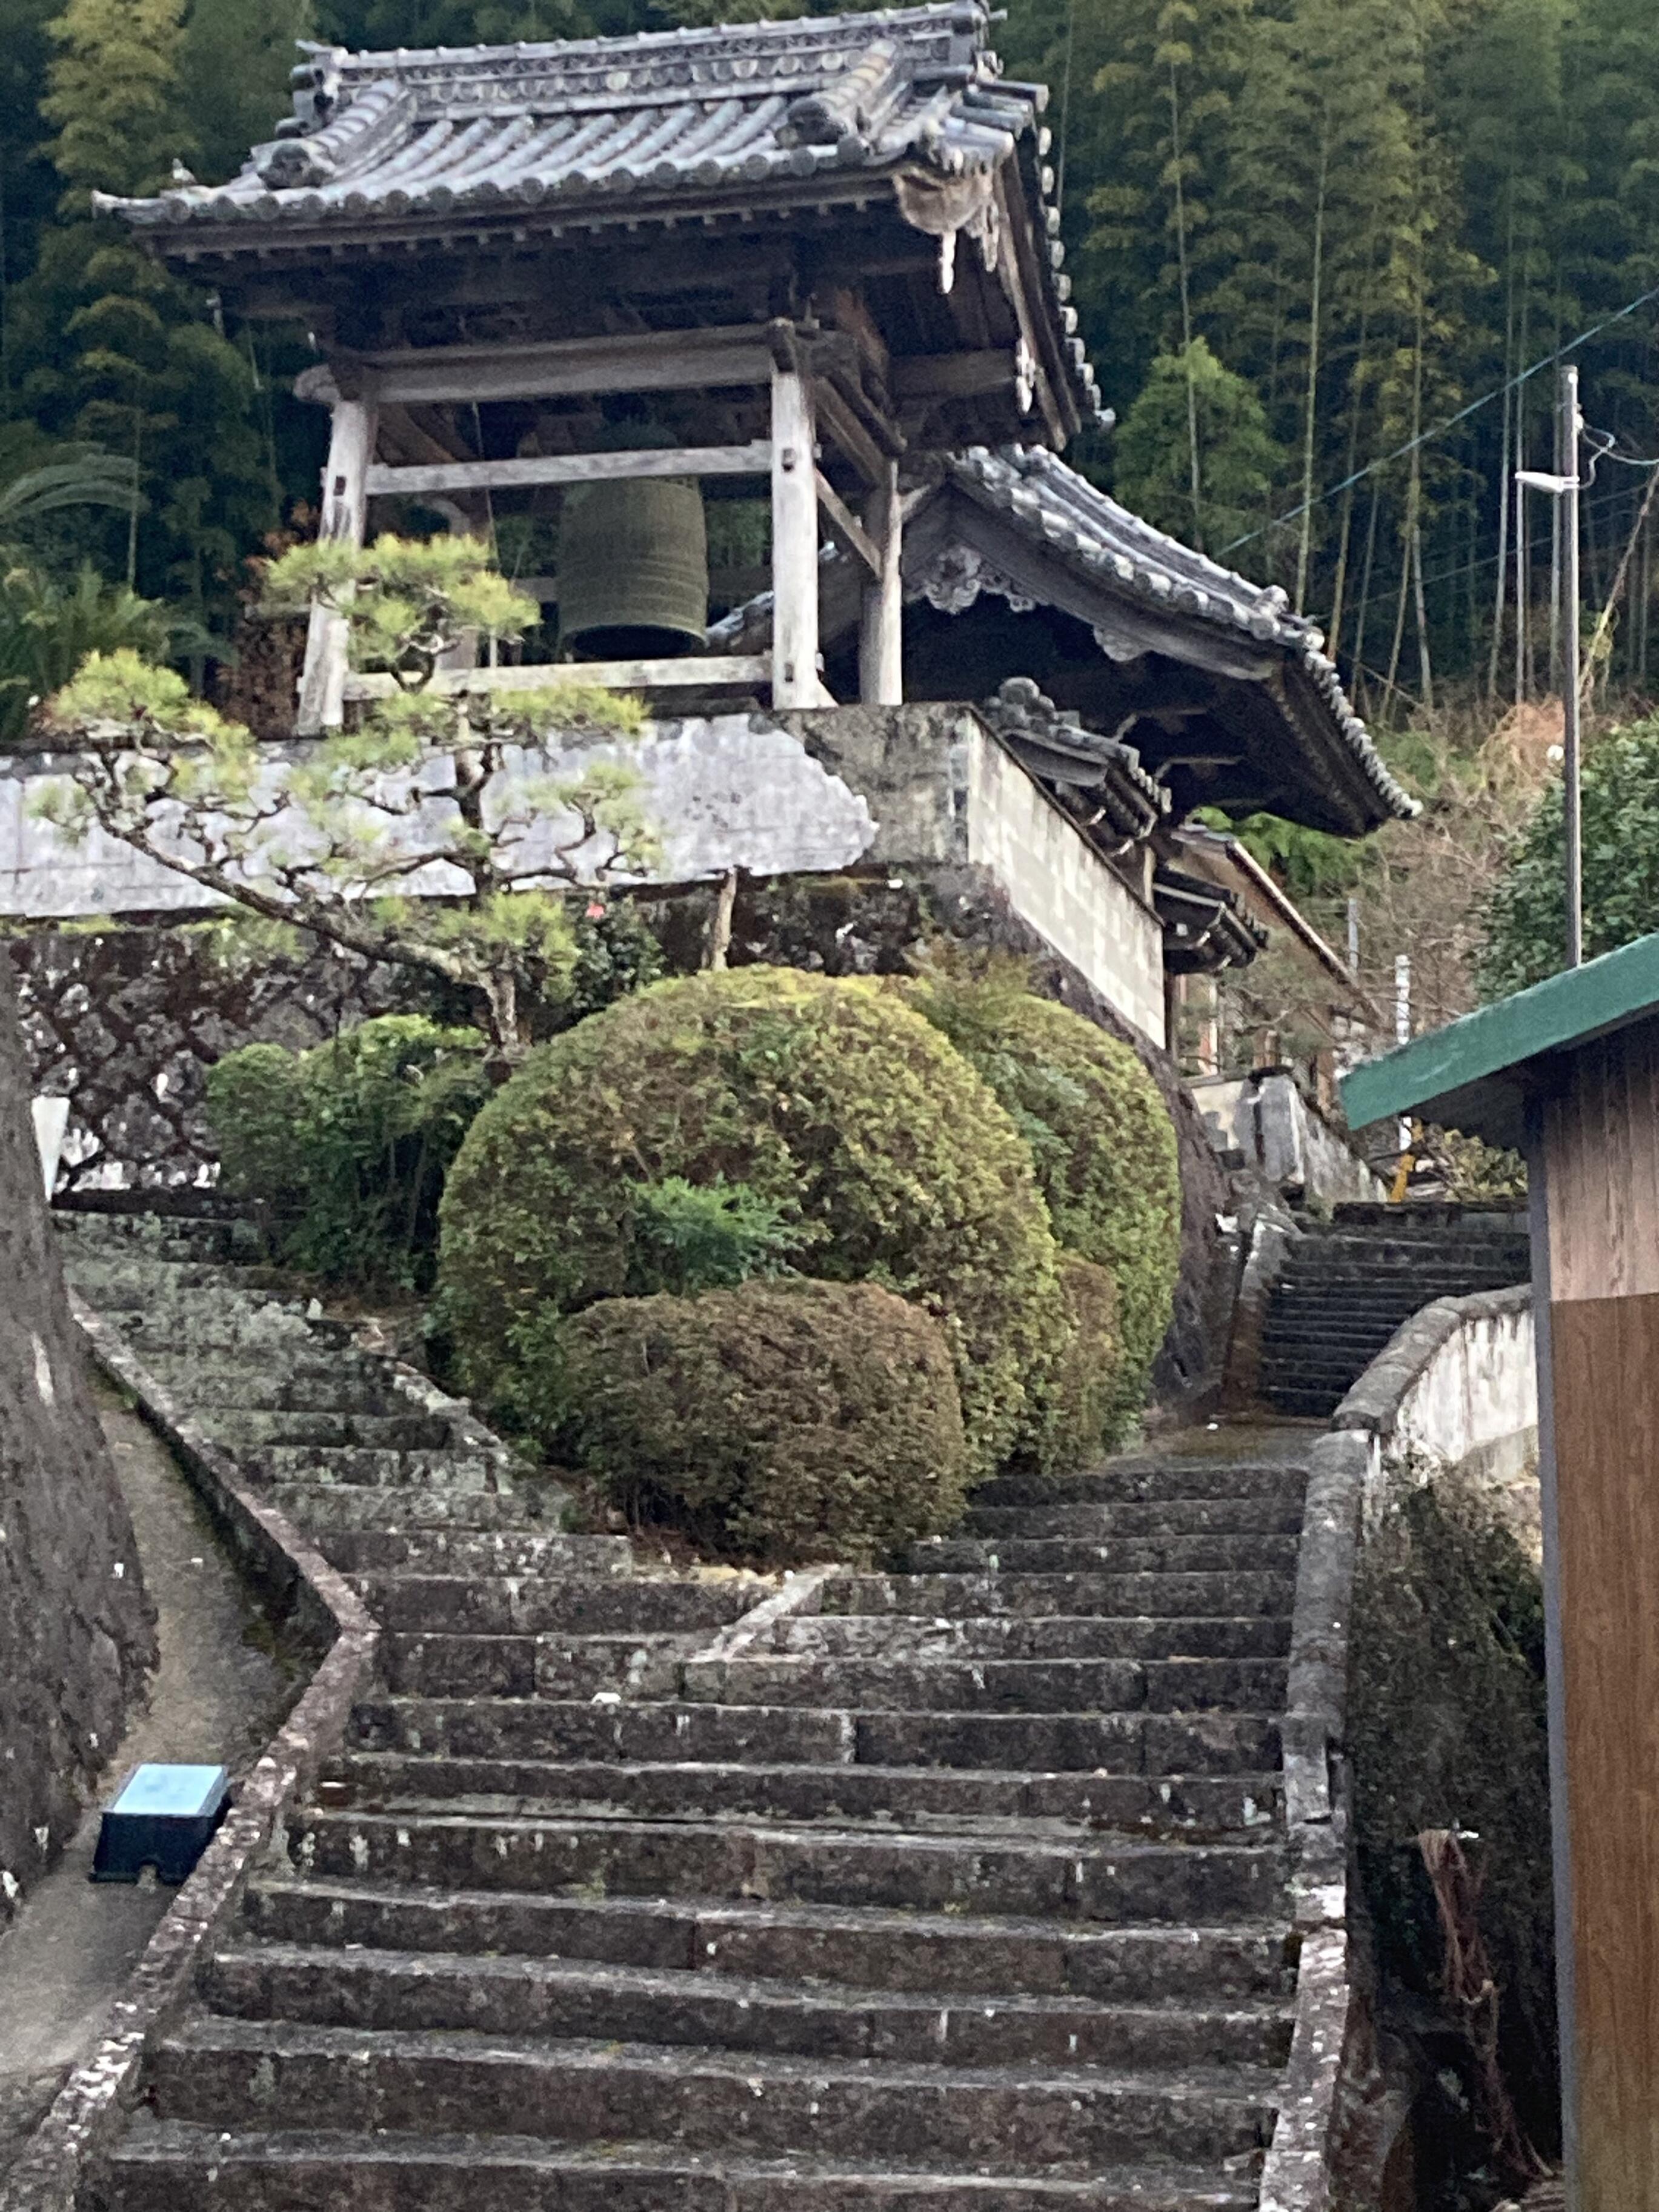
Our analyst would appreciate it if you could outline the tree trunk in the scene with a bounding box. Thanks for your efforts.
[1295,133,1330,613]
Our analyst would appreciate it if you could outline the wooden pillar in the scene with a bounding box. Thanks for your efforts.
[1529,1011,1659,2211]
[770,361,819,709]
[297,390,377,734]
[858,458,903,706]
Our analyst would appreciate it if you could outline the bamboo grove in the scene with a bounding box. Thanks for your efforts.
[0,0,1655,721]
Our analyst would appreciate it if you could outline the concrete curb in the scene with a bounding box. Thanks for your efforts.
[0,1295,378,2212]
[1259,1281,1532,2212]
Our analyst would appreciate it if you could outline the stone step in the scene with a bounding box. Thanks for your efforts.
[348,1698,1280,1776]
[137,1358,416,1418]
[104,2120,1263,2209]
[286,1809,1286,1922]
[681,1654,1289,1716]
[250,1447,503,1492]
[58,1210,261,1260]
[973,1464,1308,1510]
[206,1407,456,1452]
[825,1571,1297,1621]
[963,1499,1303,1539]
[348,1696,859,1767]
[296,1489,582,1537]
[244,1877,1294,2003]
[379,1631,690,1700]
[354,1572,762,1637]
[320,1524,633,1573]
[906,1535,1299,1577]
[322,1752,1283,1838]
[774,1615,1291,1662]
[64,1255,291,1298]
[202,1941,1295,2071]
[145,2018,1280,2168]
[1260,1390,1346,1418]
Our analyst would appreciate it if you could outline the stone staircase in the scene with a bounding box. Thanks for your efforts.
[60,1209,1311,2210]
[1257,1201,1531,1419]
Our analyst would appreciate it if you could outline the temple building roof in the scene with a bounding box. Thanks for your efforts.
[96,4,1095,445]
[714,443,1415,834]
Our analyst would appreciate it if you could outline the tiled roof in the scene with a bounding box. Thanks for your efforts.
[946,447,1415,822]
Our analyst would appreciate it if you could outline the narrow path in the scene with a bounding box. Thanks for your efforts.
[0,1384,296,2176]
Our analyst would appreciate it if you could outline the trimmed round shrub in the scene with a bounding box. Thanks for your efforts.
[437,966,1064,1473]
[1028,1257,1123,1471]
[903,967,1180,1424]
[556,1279,968,1562]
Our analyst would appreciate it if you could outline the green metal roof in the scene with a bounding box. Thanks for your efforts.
[1340,931,1659,1152]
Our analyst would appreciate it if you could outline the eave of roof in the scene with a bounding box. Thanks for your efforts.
[1340,931,1659,1152]
[945,447,1415,828]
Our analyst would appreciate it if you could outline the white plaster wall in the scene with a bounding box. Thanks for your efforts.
[965,727,1166,1046]
[1393,1301,1537,1473]
[0,716,879,920]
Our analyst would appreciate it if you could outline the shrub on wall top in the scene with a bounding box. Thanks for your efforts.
[437,965,1066,1474]
[903,963,1180,1426]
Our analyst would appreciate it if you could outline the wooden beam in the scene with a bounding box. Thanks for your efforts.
[298,394,377,735]
[814,470,881,579]
[350,324,774,406]
[893,350,1019,400]
[811,377,889,487]
[342,656,770,702]
[770,361,820,710]
[859,459,903,707]
[365,442,772,499]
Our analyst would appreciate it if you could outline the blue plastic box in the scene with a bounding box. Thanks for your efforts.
[90,1763,230,1885]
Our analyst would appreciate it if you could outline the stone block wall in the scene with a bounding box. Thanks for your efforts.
[0,952,156,1925]
[9,925,433,1195]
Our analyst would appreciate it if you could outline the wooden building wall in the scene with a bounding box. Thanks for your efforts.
[1536,1009,1659,2208]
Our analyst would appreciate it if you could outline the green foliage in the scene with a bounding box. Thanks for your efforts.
[206,1014,489,1287]
[622,1176,806,1298]
[1480,717,1659,997]
[1112,339,1285,556]
[566,896,665,1021]
[1028,1255,1125,1470]
[554,1278,969,1564]
[1199,808,1364,901]
[0,562,192,745]
[38,537,656,1057]
[902,964,1180,1429]
[1349,1464,1557,2141]
[41,0,191,202]
[437,966,1068,1476]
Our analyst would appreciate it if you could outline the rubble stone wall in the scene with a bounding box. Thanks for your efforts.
[0,952,156,1925]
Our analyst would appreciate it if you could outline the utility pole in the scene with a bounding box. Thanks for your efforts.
[1517,368,1586,971]
[1561,364,1584,968]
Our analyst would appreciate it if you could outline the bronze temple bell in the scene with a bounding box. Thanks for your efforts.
[557,477,709,660]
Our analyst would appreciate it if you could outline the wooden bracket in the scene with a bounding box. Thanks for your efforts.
[814,469,880,577]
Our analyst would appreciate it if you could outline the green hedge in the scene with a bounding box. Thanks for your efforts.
[904,968,1179,1426]
[1028,1255,1123,1471]
[556,1279,968,1562]
[207,1014,488,1288]
[437,966,1065,1473]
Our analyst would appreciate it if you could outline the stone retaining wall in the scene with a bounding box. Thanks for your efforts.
[1262,1281,1539,2211]
[0,957,156,1931]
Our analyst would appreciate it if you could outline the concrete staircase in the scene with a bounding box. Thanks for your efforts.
[61,1210,1309,2210]
[1257,1201,1531,1419]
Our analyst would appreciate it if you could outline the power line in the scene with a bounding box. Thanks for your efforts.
[1216,276,1659,557]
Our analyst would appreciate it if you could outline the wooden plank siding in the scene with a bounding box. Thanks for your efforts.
[1539,1010,1659,2208]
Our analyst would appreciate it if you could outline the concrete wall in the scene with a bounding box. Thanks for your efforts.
[964,726,1167,1047]
[0,954,156,1928]
[1,706,1173,1056]
[1194,1071,1388,1205]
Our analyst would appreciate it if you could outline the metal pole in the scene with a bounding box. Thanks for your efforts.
[1562,365,1584,968]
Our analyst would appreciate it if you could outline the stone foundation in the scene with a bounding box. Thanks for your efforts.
[0,953,156,1927]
